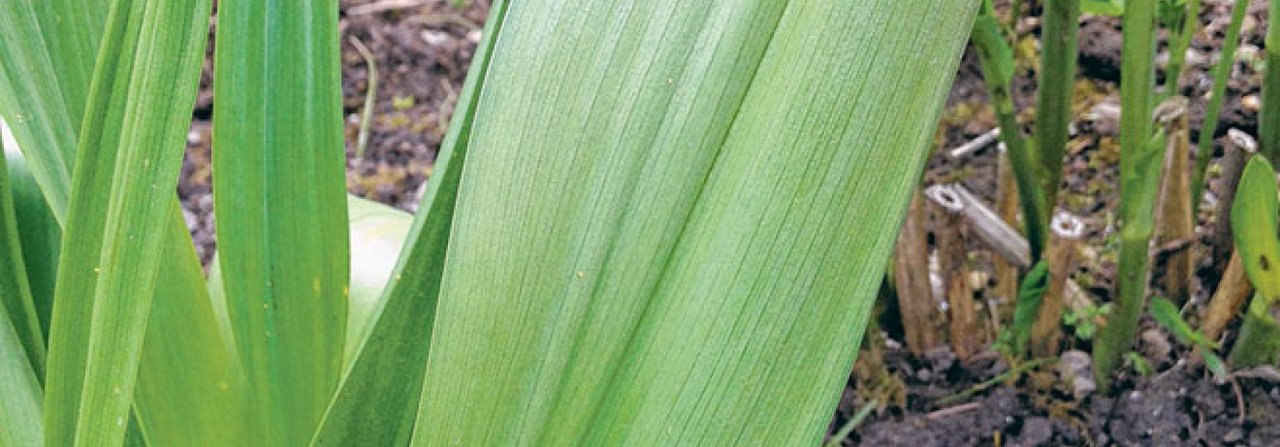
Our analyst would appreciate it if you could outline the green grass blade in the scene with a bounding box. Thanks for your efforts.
[1261,0,1280,161]
[3,144,61,340]
[413,0,978,444]
[211,0,349,443]
[0,296,42,447]
[41,0,213,444]
[312,3,508,444]
[0,0,78,224]
[0,137,45,380]
[1193,0,1248,207]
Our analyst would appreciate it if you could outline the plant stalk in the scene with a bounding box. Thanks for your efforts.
[1154,97,1193,304]
[1262,0,1280,161]
[1207,130,1257,282]
[928,186,981,360]
[1030,211,1084,357]
[972,0,1048,258]
[1163,0,1202,99]
[1229,293,1280,367]
[893,189,944,356]
[1194,0,1250,207]
[993,145,1021,323]
[1034,0,1080,220]
[1093,0,1161,388]
[1201,250,1252,343]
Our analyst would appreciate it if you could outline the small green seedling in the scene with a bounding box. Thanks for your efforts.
[1064,302,1112,341]
[1148,297,1227,378]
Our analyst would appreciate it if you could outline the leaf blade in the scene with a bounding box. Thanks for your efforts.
[312,3,508,444]
[413,0,978,444]
[41,0,214,444]
[211,0,349,443]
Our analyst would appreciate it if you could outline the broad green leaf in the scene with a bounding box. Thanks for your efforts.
[413,0,979,445]
[1228,156,1280,367]
[313,2,508,443]
[0,297,42,447]
[0,133,44,378]
[1231,156,1280,296]
[0,0,78,223]
[211,0,349,443]
[3,140,61,339]
[208,195,414,364]
[42,0,213,444]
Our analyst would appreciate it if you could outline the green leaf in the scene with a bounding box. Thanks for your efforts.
[311,2,507,443]
[412,0,979,444]
[211,0,349,443]
[42,0,213,444]
[0,0,79,224]
[0,132,43,447]
[0,299,42,446]
[3,142,60,340]
[1082,0,1124,16]
[1148,296,1209,347]
[1231,156,1280,296]
[1228,155,1280,367]
[28,0,108,130]
[0,134,45,379]
[999,260,1048,357]
[133,211,253,446]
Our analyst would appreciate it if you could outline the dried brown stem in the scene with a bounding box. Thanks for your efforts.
[1207,130,1258,280]
[992,145,1020,324]
[932,183,1030,268]
[1201,250,1254,343]
[927,186,981,360]
[1154,97,1193,304]
[1031,211,1085,357]
[893,190,944,356]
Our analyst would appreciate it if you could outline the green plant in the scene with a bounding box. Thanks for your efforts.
[1262,0,1280,161]
[0,0,981,445]
[1161,0,1201,100]
[1227,155,1280,367]
[1193,0,1249,210]
[971,0,1048,257]
[1148,296,1226,377]
[1063,302,1111,341]
[1093,0,1161,391]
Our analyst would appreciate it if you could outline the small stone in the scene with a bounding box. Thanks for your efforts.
[1224,427,1244,443]
[1243,95,1262,113]
[924,346,956,372]
[1140,329,1172,366]
[1059,350,1096,400]
[1019,417,1054,446]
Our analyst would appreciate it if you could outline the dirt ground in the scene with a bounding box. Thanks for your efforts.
[181,1,1280,445]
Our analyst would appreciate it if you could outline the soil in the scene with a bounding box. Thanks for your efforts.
[180,1,1280,445]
